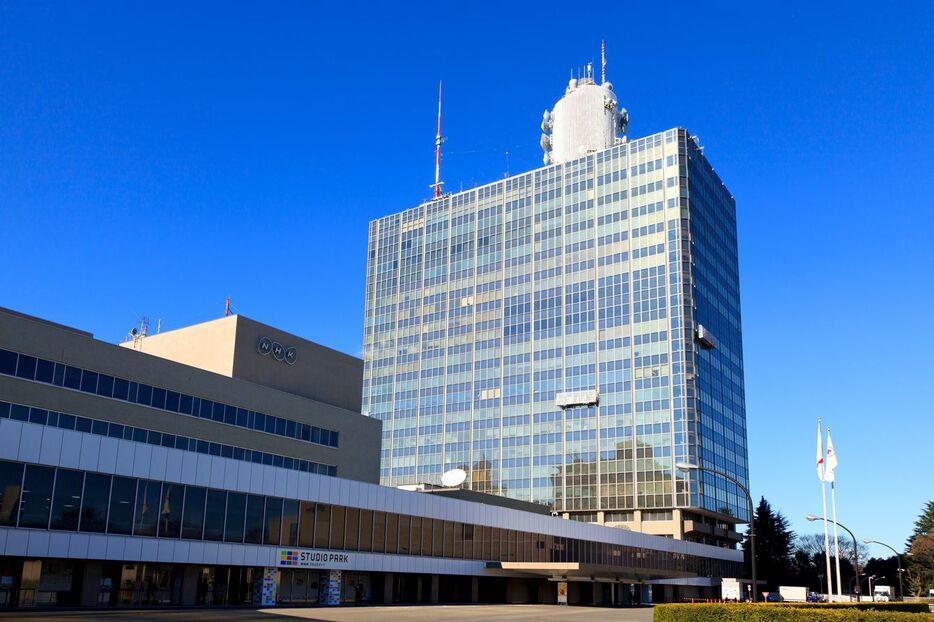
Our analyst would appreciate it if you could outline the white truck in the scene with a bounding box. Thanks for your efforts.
[778,586,808,602]
[721,578,742,601]
[873,585,893,601]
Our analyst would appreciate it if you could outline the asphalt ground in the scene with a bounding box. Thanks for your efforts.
[0,604,655,622]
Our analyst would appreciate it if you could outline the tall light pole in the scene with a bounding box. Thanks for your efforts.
[864,539,903,601]
[806,514,859,600]
[676,461,757,601]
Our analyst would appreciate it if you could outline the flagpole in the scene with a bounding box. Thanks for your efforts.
[818,419,833,599]
[830,479,843,599]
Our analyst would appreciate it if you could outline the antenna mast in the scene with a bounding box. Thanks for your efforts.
[601,39,606,84]
[431,80,444,199]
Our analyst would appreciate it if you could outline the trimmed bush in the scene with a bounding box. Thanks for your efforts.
[653,603,933,622]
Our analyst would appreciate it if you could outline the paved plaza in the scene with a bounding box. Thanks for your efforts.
[0,605,655,622]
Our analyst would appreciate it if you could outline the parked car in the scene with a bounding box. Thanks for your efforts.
[766,592,784,602]
[806,592,826,602]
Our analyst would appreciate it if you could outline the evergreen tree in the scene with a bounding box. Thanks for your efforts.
[744,497,796,591]
[907,500,934,548]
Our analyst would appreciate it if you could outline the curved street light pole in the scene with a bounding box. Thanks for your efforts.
[805,514,859,599]
[676,462,756,602]
[864,539,903,601]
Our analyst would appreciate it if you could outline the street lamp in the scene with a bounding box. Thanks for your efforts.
[864,539,904,601]
[805,514,860,600]
[675,461,757,601]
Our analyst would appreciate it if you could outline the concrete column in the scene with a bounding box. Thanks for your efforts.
[470,577,479,603]
[672,508,684,540]
[430,574,439,604]
[592,581,602,605]
[382,573,393,604]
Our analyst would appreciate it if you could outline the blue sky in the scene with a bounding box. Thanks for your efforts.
[2,1,932,555]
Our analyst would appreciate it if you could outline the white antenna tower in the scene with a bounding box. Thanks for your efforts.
[128,316,150,349]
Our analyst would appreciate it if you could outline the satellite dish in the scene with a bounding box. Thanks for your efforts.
[440,468,467,488]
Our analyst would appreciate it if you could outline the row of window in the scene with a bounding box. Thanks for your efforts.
[0,348,339,448]
[0,400,337,477]
[0,459,738,578]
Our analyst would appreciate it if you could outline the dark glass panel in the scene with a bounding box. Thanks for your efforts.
[96,374,114,398]
[63,366,82,389]
[150,387,166,410]
[181,486,206,539]
[35,358,55,383]
[203,490,226,541]
[165,391,180,412]
[275,418,286,436]
[15,355,37,380]
[112,377,129,401]
[75,417,92,433]
[281,499,300,546]
[178,393,193,415]
[421,518,433,557]
[10,404,28,421]
[385,513,398,554]
[19,465,55,528]
[264,416,276,434]
[236,408,248,427]
[298,501,315,547]
[158,483,183,538]
[28,408,48,425]
[263,497,283,545]
[107,424,124,439]
[79,473,110,533]
[314,504,331,549]
[224,492,246,543]
[410,516,422,555]
[133,480,161,536]
[0,460,23,526]
[0,401,10,418]
[453,522,464,558]
[224,405,236,425]
[345,507,360,551]
[92,420,108,435]
[211,402,224,422]
[286,420,296,439]
[79,370,98,393]
[107,476,136,534]
[58,413,75,430]
[0,350,17,375]
[52,363,65,386]
[136,384,152,406]
[358,510,373,552]
[244,495,264,544]
[253,412,265,431]
[50,469,83,530]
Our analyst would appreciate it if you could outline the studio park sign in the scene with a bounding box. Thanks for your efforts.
[277,549,353,569]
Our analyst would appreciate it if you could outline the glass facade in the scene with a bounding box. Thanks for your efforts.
[0,458,740,578]
[362,128,749,521]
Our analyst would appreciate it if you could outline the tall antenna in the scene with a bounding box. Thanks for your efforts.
[225,296,231,317]
[601,39,606,84]
[431,80,445,199]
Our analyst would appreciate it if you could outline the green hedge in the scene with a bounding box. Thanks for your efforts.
[653,603,932,622]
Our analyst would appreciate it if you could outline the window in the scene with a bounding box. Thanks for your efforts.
[0,460,23,526]
[80,473,110,533]
[263,497,283,546]
[345,507,359,551]
[224,492,246,543]
[106,475,136,534]
[298,501,315,547]
[203,490,226,541]
[281,499,299,546]
[244,495,264,544]
[19,465,55,528]
[50,469,83,530]
[314,504,331,548]
[358,510,373,552]
[385,513,398,554]
[181,486,206,539]
[158,483,183,538]
[373,511,386,552]
[133,480,161,536]
[330,505,345,550]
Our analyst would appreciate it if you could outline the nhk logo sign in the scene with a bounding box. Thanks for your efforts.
[278,549,352,569]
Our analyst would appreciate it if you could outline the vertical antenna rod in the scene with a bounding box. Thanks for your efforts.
[225,297,231,317]
[432,80,444,198]
[601,39,606,84]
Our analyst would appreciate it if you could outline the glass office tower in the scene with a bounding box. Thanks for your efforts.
[362,128,749,537]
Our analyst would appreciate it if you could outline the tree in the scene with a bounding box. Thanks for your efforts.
[907,533,934,596]
[745,497,796,591]
[906,500,934,548]
[792,534,859,595]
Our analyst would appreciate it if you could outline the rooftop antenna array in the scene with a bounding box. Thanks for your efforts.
[127,316,150,349]
[601,39,606,84]
[430,80,446,199]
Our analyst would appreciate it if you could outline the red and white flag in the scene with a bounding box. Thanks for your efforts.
[825,431,838,483]
[816,422,825,482]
